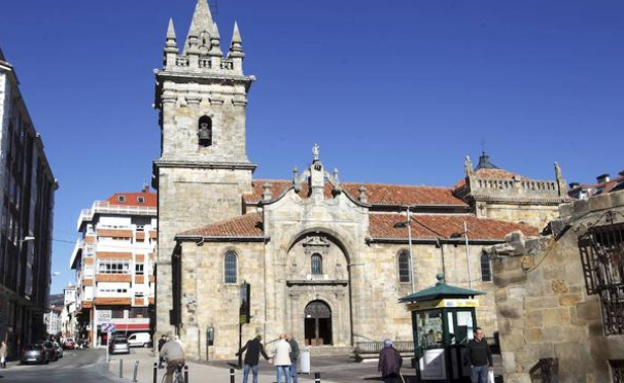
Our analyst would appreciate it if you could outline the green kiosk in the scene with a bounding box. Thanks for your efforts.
[400,274,486,383]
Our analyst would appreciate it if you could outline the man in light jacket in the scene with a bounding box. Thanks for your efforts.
[272,334,292,383]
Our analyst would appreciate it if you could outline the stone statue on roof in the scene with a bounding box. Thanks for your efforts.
[313,143,320,161]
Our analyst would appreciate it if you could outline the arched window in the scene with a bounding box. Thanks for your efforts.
[224,251,237,284]
[198,116,212,147]
[481,253,492,282]
[311,253,323,275]
[398,251,411,283]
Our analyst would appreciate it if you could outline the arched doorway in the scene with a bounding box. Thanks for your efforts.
[304,300,332,346]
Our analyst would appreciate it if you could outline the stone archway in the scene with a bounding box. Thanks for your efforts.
[304,300,332,346]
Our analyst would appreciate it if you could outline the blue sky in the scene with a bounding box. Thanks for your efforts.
[0,0,623,294]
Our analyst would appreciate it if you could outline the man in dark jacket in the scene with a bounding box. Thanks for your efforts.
[236,335,270,383]
[466,327,493,383]
[378,339,403,383]
[286,333,300,383]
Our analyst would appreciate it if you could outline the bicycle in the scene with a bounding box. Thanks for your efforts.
[161,362,185,383]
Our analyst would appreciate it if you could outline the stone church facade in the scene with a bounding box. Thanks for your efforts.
[152,0,570,361]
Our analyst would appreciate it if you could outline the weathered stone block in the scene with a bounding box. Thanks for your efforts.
[576,300,600,320]
[555,341,593,374]
[524,328,543,343]
[559,293,582,307]
[525,310,543,328]
[543,308,571,326]
[498,302,524,319]
[525,297,558,310]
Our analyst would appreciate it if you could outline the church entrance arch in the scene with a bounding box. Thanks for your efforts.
[304,300,332,346]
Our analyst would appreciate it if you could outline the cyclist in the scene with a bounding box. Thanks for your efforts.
[160,336,185,383]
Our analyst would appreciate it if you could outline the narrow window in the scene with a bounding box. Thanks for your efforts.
[398,252,411,283]
[135,264,144,276]
[224,251,237,284]
[481,253,492,282]
[311,253,323,275]
[198,116,212,147]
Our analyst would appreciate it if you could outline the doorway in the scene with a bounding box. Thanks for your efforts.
[304,300,332,346]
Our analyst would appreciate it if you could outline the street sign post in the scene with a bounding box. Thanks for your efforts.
[102,323,116,362]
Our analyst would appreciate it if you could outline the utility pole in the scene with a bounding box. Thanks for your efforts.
[407,207,415,294]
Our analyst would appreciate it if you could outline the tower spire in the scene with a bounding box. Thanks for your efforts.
[228,22,245,59]
[184,0,214,54]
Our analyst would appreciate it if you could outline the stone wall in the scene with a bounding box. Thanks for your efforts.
[487,190,624,383]
[481,202,560,230]
[179,225,501,360]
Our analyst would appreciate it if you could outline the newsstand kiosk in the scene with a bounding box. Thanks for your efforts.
[400,274,486,383]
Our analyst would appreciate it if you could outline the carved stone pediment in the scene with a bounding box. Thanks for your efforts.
[302,235,330,248]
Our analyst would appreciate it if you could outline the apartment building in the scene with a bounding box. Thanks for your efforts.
[0,46,58,355]
[61,285,77,339]
[70,187,156,347]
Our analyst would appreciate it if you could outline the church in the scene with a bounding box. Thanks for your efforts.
[152,0,570,360]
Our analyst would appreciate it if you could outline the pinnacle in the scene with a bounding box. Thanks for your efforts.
[232,21,242,43]
[167,18,176,39]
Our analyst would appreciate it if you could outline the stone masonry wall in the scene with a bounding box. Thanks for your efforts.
[488,190,624,383]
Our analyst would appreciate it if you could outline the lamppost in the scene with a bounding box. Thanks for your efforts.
[395,207,416,294]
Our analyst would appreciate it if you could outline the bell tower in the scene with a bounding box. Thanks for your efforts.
[153,0,256,335]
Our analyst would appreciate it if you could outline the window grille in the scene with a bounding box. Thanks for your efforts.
[311,254,323,275]
[578,213,624,336]
[481,253,492,282]
[224,252,237,284]
[611,360,624,383]
[398,252,411,283]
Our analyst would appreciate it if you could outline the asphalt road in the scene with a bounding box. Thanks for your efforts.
[0,348,123,383]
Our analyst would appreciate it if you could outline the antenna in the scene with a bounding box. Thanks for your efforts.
[479,139,487,154]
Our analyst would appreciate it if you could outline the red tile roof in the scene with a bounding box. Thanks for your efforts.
[244,179,468,207]
[369,213,538,241]
[106,187,157,208]
[179,213,264,237]
[178,211,537,241]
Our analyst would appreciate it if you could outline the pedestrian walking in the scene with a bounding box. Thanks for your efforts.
[158,335,168,369]
[271,334,292,383]
[236,335,270,383]
[0,341,7,368]
[466,327,493,383]
[378,339,403,383]
[285,333,300,383]
[160,336,185,383]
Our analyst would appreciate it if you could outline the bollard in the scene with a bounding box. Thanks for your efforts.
[153,362,158,383]
[184,365,189,383]
[230,368,235,383]
[133,360,140,383]
[315,372,321,383]
[120,359,124,379]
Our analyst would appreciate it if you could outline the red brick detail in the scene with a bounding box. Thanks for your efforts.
[96,274,133,283]
[96,252,133,259]
[135,276,145,284]
[97,229,133,238]
[94,298,132,305]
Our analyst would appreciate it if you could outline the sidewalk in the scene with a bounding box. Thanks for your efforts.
[107,348,341,383]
